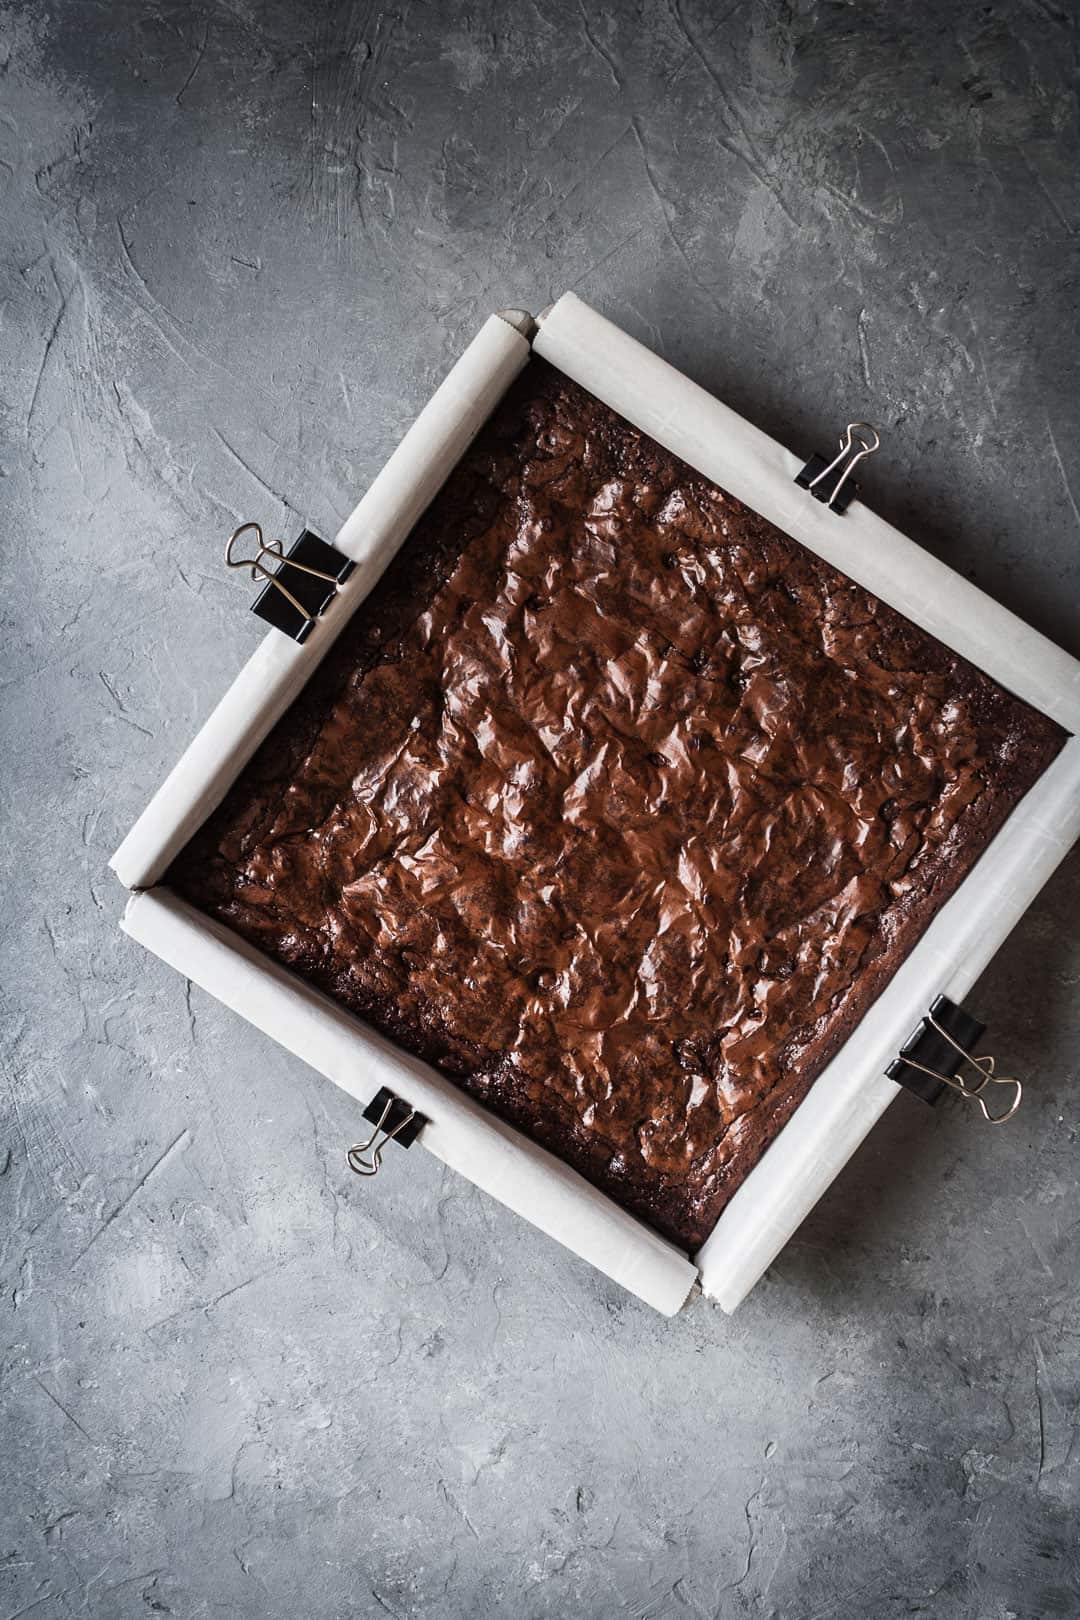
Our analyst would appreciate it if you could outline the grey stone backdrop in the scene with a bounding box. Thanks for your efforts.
[1,2,1078,1616]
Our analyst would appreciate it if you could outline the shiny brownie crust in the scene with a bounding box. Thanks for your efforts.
[169,360,1067,1250]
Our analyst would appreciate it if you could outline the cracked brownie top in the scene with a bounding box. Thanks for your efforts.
[170,360,1066,1249]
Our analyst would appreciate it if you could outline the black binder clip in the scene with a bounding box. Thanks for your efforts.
[795,422,880,513]
[346,1088,426,1178]
[887,995,1022,1125]
[226,520,354,643]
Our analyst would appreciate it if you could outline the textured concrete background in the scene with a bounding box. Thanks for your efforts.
[2,1,1079,1615]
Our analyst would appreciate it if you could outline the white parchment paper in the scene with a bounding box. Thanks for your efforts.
[113,295,1080,1315]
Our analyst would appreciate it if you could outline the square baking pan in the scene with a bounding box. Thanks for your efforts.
[110,294,1080,1315]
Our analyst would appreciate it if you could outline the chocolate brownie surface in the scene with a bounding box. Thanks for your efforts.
[169,360,1066,1249]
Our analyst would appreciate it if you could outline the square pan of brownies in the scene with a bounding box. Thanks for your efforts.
[168,358,1066,1251]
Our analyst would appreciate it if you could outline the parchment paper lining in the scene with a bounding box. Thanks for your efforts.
[112,296,1080,1314]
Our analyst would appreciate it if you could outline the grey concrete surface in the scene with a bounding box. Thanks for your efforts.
[2,1,1079,1615]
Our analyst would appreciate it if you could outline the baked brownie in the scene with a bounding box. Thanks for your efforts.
[169,360,1067,1250]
